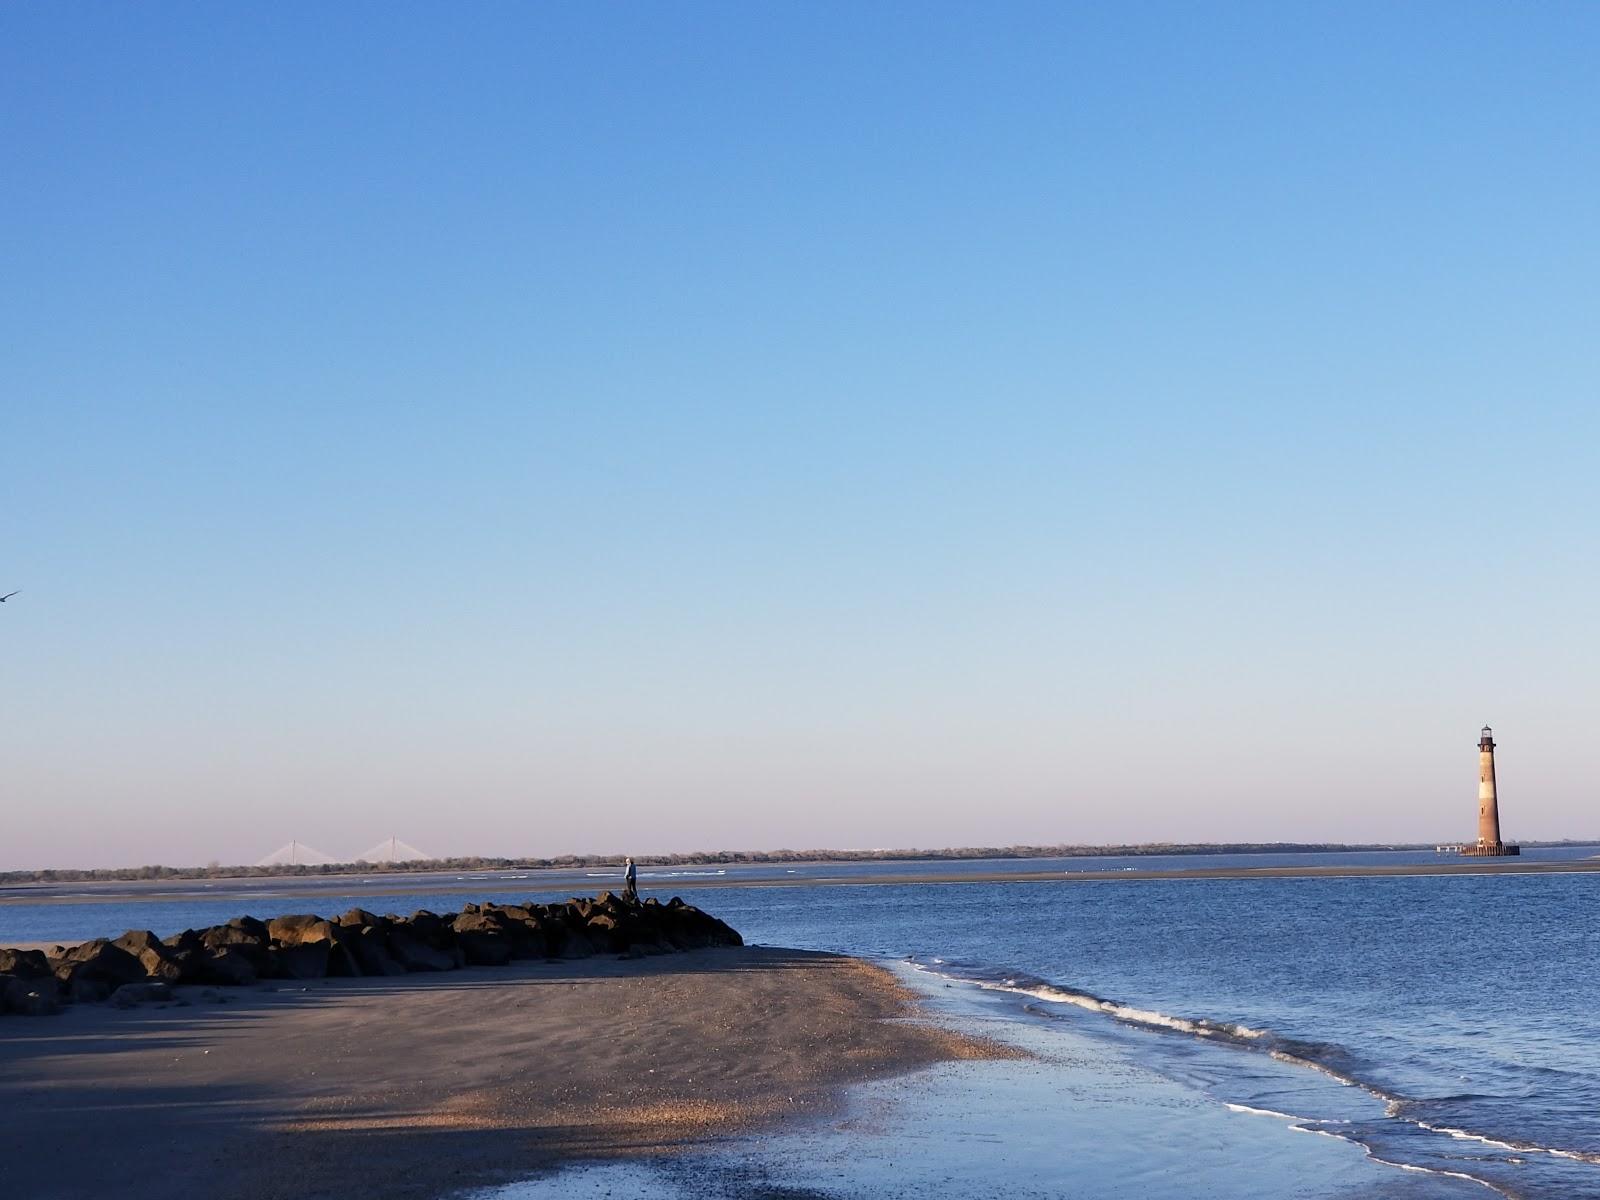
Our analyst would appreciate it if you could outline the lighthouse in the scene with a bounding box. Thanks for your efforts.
[1461,725,1519,857]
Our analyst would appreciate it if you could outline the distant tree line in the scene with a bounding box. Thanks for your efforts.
[2,840,1593,886]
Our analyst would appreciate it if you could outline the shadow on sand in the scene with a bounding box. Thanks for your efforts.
[0,947,890,1200]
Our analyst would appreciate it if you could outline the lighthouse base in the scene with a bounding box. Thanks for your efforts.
[1460,842,1520,857]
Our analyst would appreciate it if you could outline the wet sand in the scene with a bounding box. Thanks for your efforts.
[0,946,1009,1200]
[481,964,1488,1200]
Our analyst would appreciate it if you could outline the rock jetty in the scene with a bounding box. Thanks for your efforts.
[0,893,743,1017]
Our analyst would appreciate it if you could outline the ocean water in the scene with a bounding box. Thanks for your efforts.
[698,871,1600,1200]
[5,853,1600,1198]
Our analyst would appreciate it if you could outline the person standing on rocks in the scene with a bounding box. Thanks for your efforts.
[623,857,638,903]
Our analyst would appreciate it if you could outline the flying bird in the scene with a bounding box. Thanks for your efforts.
[0,591,18,602]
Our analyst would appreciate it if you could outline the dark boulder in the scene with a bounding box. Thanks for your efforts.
[204,922,265,946]
[113,930,186,983]
[266,915,361,977]
[348,926,406,977]
[584,913,622,951]
[0,948,50,979]
[662,898,744,948]
[401,912,465,967]
[481,905,547,959]
[267,914,337,946]
[196,947,258,986]
[51,939,146,980]
[387,930,456,972]
[536,907,600,959]
[451,913,514,966]
[267,942,330,980]
[227,915,270,941]
[404,911,454,947]
[191,926,268,982]
[51,940,147,1001]
[110,981,173,1008]
[452,910,508,934]
[201,922,268,961]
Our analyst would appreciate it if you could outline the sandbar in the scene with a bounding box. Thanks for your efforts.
[0,946,1008,1200]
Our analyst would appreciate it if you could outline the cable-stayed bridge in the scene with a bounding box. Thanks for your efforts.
[255,840,339,867]
[254,837,434,867]
[354,837,432,864]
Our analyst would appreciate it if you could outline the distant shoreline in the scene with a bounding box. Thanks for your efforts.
[6,854,1598,909]
[6,840,1597,887]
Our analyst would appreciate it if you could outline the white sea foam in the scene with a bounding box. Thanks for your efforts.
[960,974,1276,1047]
[1413,1122,1523,1153]
[1550,1148,1600,1164]
[1267,1049,1363,1090]
[1292,1125,1349,1142]
[1224,1102,1306,1121]
[1410,1119,1600,1166]
[1362,1153,1512,1197]
[1285,1125,1514,1197]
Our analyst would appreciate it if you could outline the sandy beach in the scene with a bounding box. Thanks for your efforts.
[0,946,1007,1200]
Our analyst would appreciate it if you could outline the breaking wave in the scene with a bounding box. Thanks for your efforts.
[1399,1112,1600,1167]
[912,960,1378,1093]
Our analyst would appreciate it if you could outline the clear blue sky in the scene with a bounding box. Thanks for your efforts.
[2,4,1596,869]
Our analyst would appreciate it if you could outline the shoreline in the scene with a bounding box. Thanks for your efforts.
[7,841,1596,890]
[489,959,1494,1200]
[0,946,1011,1200]
[4,855,1597,909]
